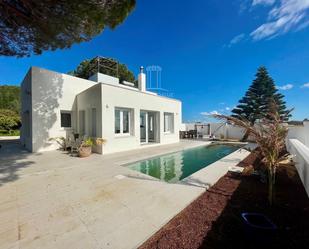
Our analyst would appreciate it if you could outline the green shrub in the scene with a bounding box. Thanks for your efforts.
[0,109,21,132]
[0,129,20,136]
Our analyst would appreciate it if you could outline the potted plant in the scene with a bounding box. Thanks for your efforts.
[78,137,106,158]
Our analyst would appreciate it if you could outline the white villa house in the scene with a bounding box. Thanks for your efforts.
[20,66,182,154]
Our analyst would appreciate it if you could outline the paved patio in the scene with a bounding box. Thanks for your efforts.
[0,139,250,249]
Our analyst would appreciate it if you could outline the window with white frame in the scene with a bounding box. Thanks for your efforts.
[164,112,174,133]
[115,108,132,135]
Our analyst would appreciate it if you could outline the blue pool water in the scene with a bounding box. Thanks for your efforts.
[126,143,241,183]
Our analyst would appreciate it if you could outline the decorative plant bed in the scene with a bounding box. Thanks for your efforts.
[139,152,309,249]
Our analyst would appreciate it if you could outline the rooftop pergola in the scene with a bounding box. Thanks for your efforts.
[88,56,119,78]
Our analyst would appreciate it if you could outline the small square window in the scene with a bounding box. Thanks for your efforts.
[61,111,71,128]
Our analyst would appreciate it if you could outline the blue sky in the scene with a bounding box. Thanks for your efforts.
[1,0,309,121]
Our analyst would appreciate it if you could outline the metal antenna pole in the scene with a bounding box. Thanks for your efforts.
[97,57,100,73]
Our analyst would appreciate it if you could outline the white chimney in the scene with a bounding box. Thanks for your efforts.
[138,66,146,92]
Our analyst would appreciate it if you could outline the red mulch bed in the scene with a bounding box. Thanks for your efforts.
[139,153,309,249]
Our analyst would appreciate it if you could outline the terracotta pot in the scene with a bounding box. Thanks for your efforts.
[78,146,92,158]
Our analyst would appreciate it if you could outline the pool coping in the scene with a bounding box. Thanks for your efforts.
[180,143,256,188]
[121,141,249,185]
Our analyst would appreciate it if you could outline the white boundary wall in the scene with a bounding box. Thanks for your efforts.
[286,139,309,197]
[287,121,309,147]
[184,121,309,142]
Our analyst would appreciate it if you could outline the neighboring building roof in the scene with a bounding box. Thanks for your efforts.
[287,120,304,126]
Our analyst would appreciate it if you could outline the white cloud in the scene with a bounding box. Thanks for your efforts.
[200,110,221,116]
[225,107,231,111]
[276,83,294,90]
[252,0,276,6]
[228,33,246,47]
[301,82,309,88]
[251,0,309,40]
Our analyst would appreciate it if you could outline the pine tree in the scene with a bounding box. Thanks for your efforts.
[232,66,291,125]
[0,0,136,57]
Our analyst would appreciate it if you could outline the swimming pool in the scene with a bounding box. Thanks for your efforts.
[125,143,242,183]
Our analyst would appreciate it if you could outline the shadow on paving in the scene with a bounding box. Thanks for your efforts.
[139,153,309,249]
[0,139,37,186]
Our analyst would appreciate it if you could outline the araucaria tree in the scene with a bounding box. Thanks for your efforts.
[0,0,135,57]
[232,66,291,125]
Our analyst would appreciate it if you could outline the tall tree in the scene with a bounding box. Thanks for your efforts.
[0,0,135,57]
[0,109,21,132]
[0,85,20,113]
[69,57,137,86]
[215,101,291,206]
[232,66,291,125]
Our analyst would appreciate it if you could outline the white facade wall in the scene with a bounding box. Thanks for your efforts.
[20,70,32,151]
[21,67,181,154]
[76,84,103,153]
[88,73,119,85]
[101,83,181,154]
[21,67,97,152]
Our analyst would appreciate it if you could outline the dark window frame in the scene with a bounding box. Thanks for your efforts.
[60,111,72,128]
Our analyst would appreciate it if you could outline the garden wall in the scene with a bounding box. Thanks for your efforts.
[287,121,309,148]
[286,139,309,197]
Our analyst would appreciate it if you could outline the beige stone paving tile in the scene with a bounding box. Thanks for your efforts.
[17,211,53,242]
[52,225,100,249]
[96,216,158,249]
[6,242,19,249]
[0,227,18,249]
[0,207,18,228]
[0,218,17,235]
[0,200,17,216]
[16,192,50,209]
[0,190,16,206]
[19,233,55,249]
[17,205,83,248]
[17,202,53,223]
[85,202,136,239]
[73,197,126,228]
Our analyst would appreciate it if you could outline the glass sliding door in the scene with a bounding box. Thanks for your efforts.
[140,111,159,144]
